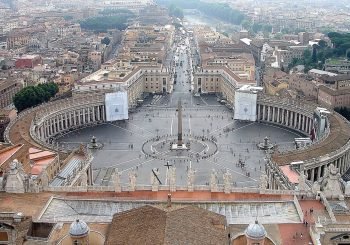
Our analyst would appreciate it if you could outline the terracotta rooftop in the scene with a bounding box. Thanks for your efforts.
[280,165,299,184]
[105,205,228,245]
[0,144,22,168]
[7,106,67,174]
[0,191,295,220]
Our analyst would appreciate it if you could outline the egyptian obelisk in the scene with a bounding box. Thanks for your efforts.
[177,100,183,146]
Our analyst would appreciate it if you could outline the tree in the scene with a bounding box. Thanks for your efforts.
[318,40,327,48]
[241,19,252,30]
[169,4,184,19]
[63,15,73,21]
[101,37,111,45]
[13,83,59,112]
[79,14,133,31]
[157,0,245,25]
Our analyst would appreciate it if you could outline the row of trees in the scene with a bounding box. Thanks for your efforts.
[288,32,350,72]
[98,8,134,16]
[242,20,272,35]
[328,32,350,58]
[80,10,134,32]
[157,0,244,25]
[13,83,59,112]
[168,4,184,19]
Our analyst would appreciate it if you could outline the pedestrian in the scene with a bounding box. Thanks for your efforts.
[300,233,303,239]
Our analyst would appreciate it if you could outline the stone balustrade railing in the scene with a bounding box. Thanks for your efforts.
[42,184,298,196]
[319,192,337,223]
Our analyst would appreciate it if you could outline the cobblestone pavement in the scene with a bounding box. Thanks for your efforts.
[57,43,303,187]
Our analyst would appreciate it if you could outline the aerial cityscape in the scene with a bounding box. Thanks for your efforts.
[0,0,350,244]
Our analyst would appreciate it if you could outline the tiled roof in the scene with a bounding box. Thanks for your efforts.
[280,165,299,184]
[105,205,228,245]
[50,157,82,186]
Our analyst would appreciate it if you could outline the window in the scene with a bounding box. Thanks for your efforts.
[0,231,9,242]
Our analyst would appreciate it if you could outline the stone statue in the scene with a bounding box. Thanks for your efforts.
[223,169,232,194]
[112,168,121,192]
[311,181,320,194]
[345,181,350,196]
[321,164,344,200]
[40,171,49,188]
[210,169,218,192]
[169,166,176,192]
[151,168,160,191]
[187,166,196,192]
[320,166,330,188]
[4,159,26,193]
[28,178,39,193]
[128,170,137,191]
[298,171,307,192]
[259,174,268,190]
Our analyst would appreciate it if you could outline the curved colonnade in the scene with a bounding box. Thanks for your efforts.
[257,95,350,189]
[5,93,350,191]
[31,94,106,148]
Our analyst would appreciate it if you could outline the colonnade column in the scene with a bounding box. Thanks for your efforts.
[262,105,266,121]
[277,108,280,123]
[102,106,105,120]
[343,153,349,174]
[317,166,321,180]
[83,108,86,124]
[301,115,305,131]
[73,111,77,126]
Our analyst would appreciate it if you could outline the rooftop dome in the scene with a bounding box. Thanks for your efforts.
[245,220,266,240]
[69,219,89,238]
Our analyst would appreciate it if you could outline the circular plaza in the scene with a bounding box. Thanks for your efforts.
[55,95,304,188]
